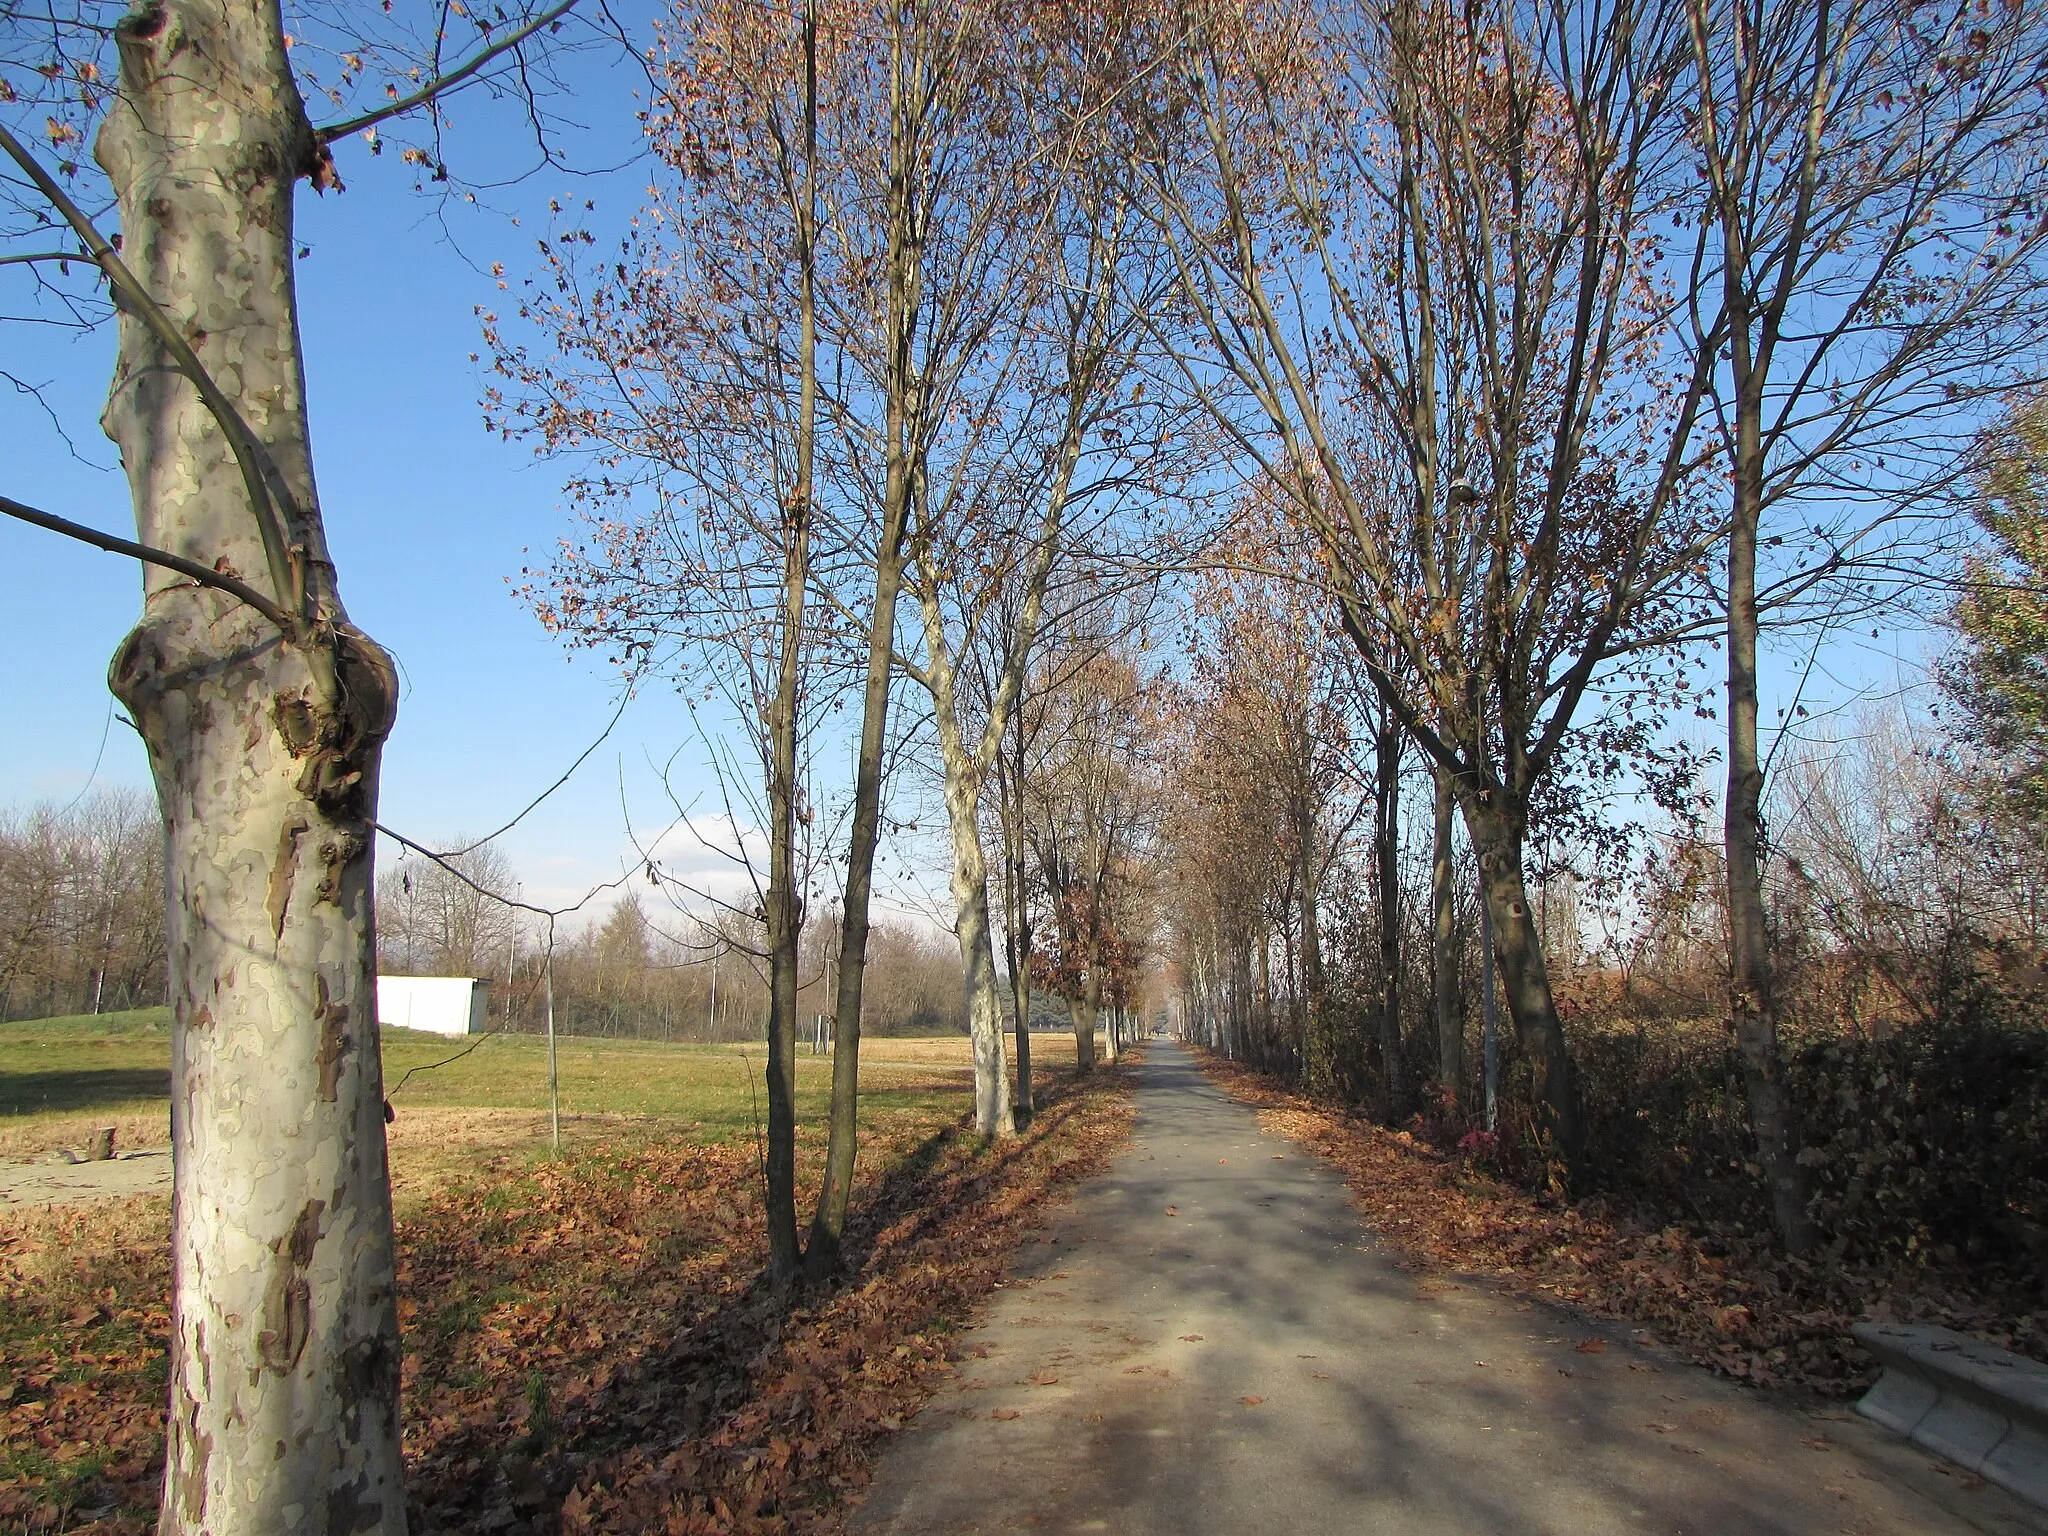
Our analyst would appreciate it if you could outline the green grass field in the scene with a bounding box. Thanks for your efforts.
[0,1008,979,1166]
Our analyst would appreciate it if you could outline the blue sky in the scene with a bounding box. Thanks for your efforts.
[0,54,788,925]
[0,22,1950,943]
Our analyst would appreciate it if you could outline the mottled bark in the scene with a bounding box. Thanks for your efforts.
[928,644,1013,1136]
[97,0,405,1528]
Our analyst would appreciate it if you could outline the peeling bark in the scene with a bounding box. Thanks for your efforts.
[939,725,1014,1137]
[96,0,406,1528]
[913,602,1013,1139]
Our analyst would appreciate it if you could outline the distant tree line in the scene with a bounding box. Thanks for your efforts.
[0,789,165,1023]
[372,845,969,1041]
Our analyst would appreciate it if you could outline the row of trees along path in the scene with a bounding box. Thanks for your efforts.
[5,0,2048,1528]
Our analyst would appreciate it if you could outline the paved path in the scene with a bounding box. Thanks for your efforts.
[852,1040,2042,1536]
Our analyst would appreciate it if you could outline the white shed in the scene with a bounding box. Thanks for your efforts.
[376,976,489,1037]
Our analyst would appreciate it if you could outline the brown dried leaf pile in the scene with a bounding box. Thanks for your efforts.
[1199,1052,2043,1397]
[0,1068,1133,1534]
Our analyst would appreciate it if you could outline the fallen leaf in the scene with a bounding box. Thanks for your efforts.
[990,1408,1021,1421]
[1240,1395,1264,1406]
[1574,1338,1607,1355]
[1179,1334,1204,1342]
[0,1059,1140,1534]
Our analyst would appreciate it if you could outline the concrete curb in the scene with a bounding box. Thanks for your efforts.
[1855,1321,2048,1510]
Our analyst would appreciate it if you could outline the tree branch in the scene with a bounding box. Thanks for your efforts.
[0,121,304,625]
[1,493,293,630]
[316,0,582,145]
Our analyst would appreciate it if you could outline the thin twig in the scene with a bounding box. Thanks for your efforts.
[316,0,583,144]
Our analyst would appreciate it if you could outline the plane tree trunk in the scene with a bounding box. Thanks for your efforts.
[1070,958,1100,1071]
[97,1,406,1528]
[1374,698,1404,1109]
[922,633,1014,1137]
[1000,725,1035,1119]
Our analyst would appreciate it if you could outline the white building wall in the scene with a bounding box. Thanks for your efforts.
[376,976,487,1037]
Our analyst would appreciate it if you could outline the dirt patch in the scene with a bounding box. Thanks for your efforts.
[0,1113,168,1163]
[0,1149,171,1209]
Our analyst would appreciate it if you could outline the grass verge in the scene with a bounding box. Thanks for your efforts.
[0,1010,979,1158]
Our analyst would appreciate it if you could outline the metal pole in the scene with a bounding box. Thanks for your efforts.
[545,945,561,1157]
[1480,895,1499,1134]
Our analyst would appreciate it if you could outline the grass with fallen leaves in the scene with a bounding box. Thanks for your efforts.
[1196,1050,2045,1398]
[0,1021,1133,1533]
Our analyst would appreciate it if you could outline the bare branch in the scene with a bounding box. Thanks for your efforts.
[0,493,293,630]
[315,0,583,145]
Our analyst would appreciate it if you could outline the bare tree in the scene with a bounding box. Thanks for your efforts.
[1681,0,2048,1253]
[1144,0,1716,1171]
[375,839,519,976]
[0,790,165,1019]
[1027,647,1162,1069]
[898,163,1180,1135]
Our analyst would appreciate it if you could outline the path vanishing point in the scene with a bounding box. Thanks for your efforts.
[852,1040,2043,1536]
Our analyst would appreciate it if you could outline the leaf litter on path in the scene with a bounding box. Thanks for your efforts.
[1193,1050,2044,1397]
